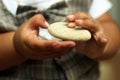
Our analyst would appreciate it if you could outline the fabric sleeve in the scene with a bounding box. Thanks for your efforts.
[0,0,17,33]
[89,0,112,19]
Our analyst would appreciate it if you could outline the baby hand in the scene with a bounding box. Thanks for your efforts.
[13,14,76,60]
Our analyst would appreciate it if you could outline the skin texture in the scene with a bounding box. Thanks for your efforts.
[66,12,120,60]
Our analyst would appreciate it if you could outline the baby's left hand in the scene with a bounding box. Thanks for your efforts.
[66,12,108,59]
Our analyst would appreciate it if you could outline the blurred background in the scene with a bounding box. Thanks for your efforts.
[110,0,120,26]
[99,0,120,80]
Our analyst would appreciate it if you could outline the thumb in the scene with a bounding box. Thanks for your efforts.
[28,14,49,29]
[94,31,108,47]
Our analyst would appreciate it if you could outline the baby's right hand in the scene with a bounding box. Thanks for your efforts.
[13,14,76,60]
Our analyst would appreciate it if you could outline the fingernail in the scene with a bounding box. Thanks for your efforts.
[67,15,75,21]
[45,21,49,27]
[68,23,76,28]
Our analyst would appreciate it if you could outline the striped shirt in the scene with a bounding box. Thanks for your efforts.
[0,0,108,80]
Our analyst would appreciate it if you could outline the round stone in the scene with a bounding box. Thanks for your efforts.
[48,22,91,41]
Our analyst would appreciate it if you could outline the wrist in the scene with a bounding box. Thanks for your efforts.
[0,32,28,70]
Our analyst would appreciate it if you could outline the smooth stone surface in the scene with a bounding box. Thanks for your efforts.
[48,22,91,41]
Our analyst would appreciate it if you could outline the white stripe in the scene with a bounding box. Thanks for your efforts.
[2,0,18,16]
[89,0,112,18]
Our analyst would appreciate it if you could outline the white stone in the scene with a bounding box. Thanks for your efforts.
[48,22,91,41]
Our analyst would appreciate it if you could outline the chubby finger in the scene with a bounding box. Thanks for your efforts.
[73,12,92,19]
[28,14,49,29]
[75,19,108,44]
[51,40,76,50]
[94,32,108,45]
[25,34,76,51]
[66,13,92,28]
[24,35,55,51]
[66,15,75,22]
[66,12,91,22]
[75,19,98,32]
